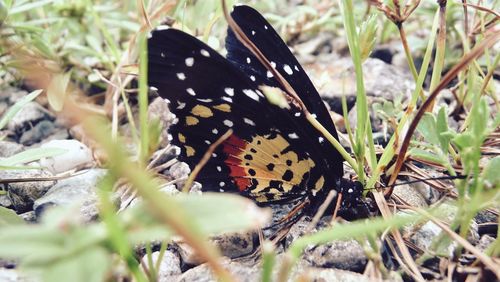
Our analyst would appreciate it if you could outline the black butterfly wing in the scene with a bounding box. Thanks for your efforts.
[225,5,344,179]
[148,28,335,204]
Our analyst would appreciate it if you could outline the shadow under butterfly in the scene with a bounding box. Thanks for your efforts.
[147,5,372,230]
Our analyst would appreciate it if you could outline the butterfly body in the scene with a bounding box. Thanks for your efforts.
[148,5,362,214]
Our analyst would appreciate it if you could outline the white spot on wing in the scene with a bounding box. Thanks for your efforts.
[186,88,196,96]
[243,89,260,101]
[212,128,218,134]
[224,87,234,96]
[212,153,217,157]
[150,86,158,91]
[266,71,273,78]
[288,132,299,139]
[294,65,300,71]
[217,166,222,172]
[251,30,256,35]
[311,113,317,118]
[185,57,194,67]
[244,118,255,126]
[250,75,256,81]
[270,61,276,68]
[294,112,301,117]
[197,98,212,102]
[160,52,165,58]
[222,96,233,103]
[246,57,251,64]
[264,25,268,30]
[283,64,293,75]
[223,119,234,127]
[318,137,324,143]
[219,182,225,187]
[177,102,186,109]
[177,73,186,80]
[156,25,170,31]
[200,49,210,57]
[205,140,211,145]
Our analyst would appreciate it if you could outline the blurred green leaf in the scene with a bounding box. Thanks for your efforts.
[0,207,110,282]
[178,193,270,235]
[9,0,54,15]
[47,72,71,111]
[436,107,453,152]
[32,34,56,59]
[417,113,440,146]
[410,148,445,164]
[0,89,43,131]
[483,157,500,188]
[125,193,270,240]
[40,246,110,282]
[0,206,25,226]
[471,98,488,139]
[0,0,8,25]
[0,147,67,167]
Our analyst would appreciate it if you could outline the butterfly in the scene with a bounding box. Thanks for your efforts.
[148,5,362,216]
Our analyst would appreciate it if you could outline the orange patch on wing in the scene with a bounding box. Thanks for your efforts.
[222,135,251,191]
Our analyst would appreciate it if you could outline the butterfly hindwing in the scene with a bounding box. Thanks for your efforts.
[148,28,334,204]
[225,5,344,178]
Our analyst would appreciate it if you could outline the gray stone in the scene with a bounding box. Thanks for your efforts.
[392,184,428,208]
[7,102,53,135]
[0,194,12,208]
[2,169,55,213]
[293,266,374,282]
[476,235,495,252]
[33,169,107,221]
[0,269,23,282]
[322,58,414,101]
[177,232,255,266]
[475,209,497,224]
[285,216,367,272]
[39,139,94,174]
[284,215,313,249]
[19,211,36,222]
[178,258,259,282]
[148,97,176,148]
[0,141,24,157]
[170,162,190,180]
[141,250,182,281]
[302,239,367,272]
[19,120,55,145]
[211,231,256,259]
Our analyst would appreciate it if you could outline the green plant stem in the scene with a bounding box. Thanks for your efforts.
[98,175,148,282]
[138,32,149,164]
[306,113,358,172]
[397,24,419,82]
[366,8,440,190]
[428,1,447,110]
[339,0,376,180]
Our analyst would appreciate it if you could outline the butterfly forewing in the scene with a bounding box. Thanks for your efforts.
[148,28,334,204]
[225,5,344,178]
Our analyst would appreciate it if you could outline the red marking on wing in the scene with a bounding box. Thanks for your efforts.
[222,134,251,191]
